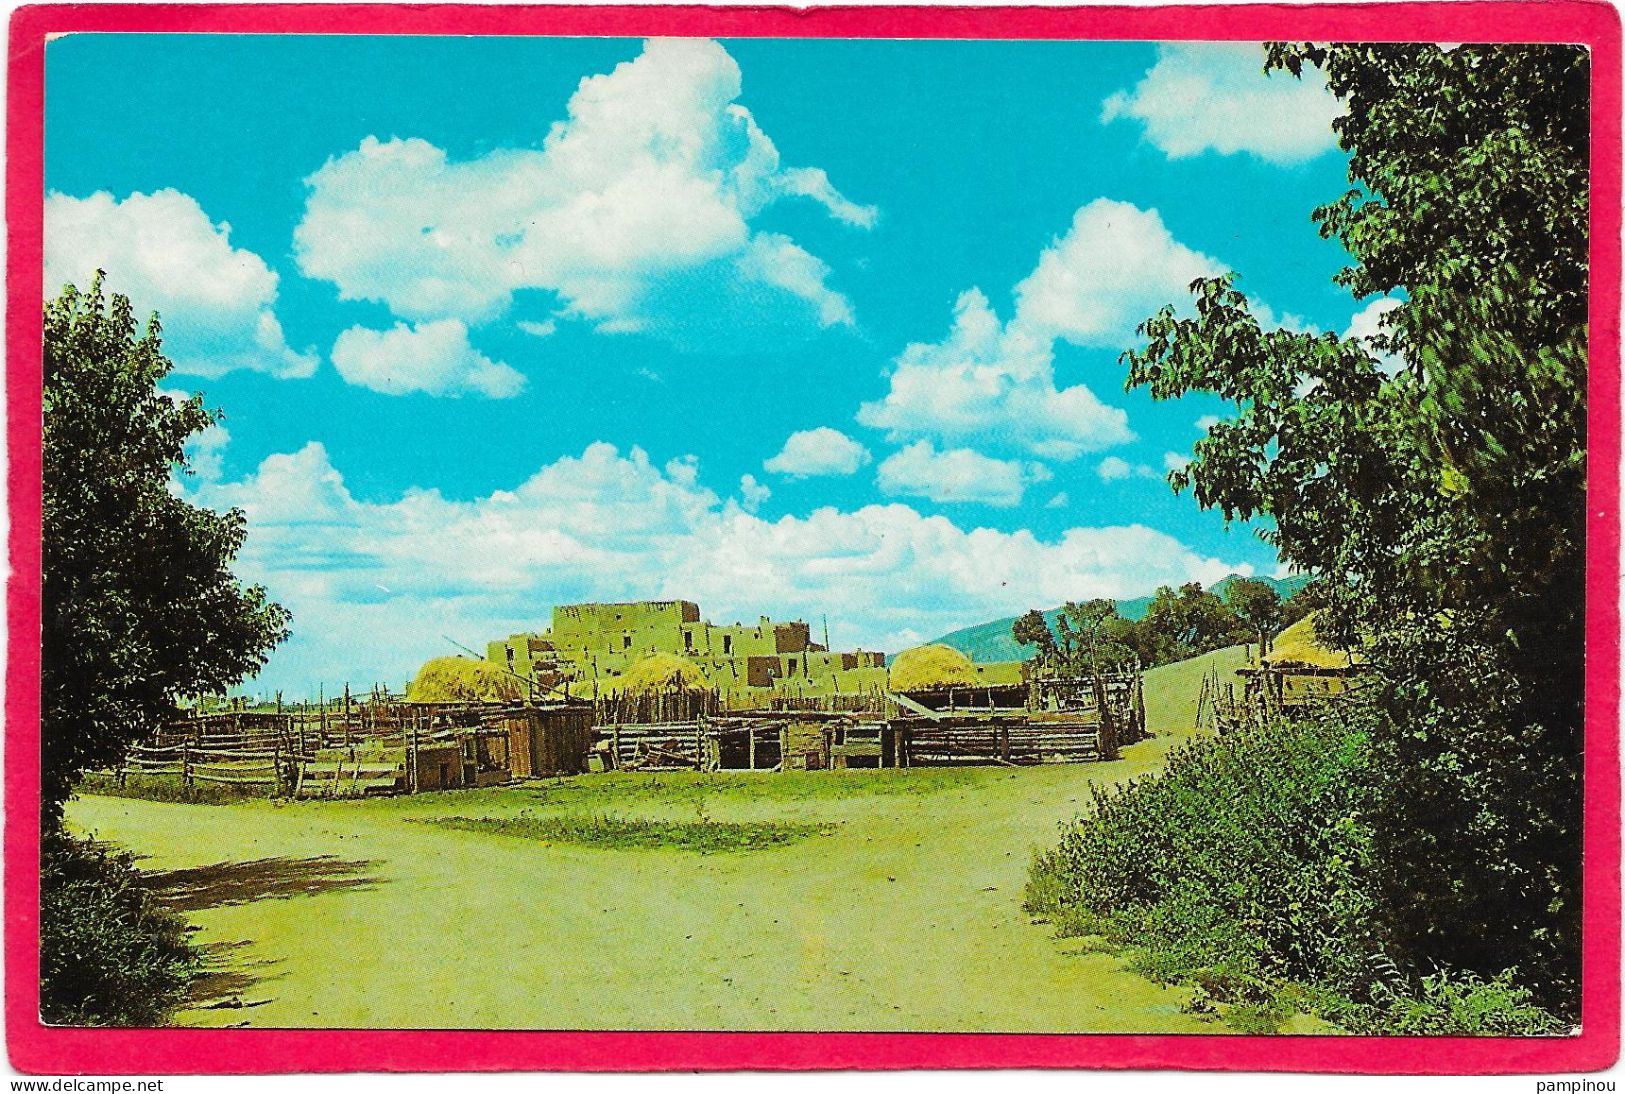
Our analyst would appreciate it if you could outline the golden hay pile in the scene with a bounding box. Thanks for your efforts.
[615,652,712,695]
[406,656,526,703]
[1266,613,1359,668]
[889,644,978,692]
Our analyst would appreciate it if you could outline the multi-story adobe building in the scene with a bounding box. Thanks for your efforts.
[486,600,887,696]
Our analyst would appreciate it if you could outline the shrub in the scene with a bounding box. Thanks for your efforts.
[1026,701,1570,1034]
[1345,967,1570,1036]
[40,834,196,1026]
[1028,706,1384,1003]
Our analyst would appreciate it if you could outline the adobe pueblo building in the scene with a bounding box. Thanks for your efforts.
[486,600,887,701]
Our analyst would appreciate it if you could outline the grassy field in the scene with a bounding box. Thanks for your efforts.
[66,646,1250,1032]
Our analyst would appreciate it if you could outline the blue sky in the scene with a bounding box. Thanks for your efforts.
[44,34,1384,696]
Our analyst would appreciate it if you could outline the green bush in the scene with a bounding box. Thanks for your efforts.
[1025,703,1569,1034]
[1345,967,1570,1036]
[40,834,196,1026]
[1028,708,1383,998]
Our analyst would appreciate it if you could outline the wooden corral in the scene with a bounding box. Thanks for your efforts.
[1199,662,1362,734]
[897,712,1112,766]
[884,664,1145,765]
[596,712,901,772]
[108,698,595,799]
[294,700,593,797]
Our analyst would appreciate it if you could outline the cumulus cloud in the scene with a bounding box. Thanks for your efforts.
[330,319,525,398]
[45,189,317,378]
[294,38,872,349]
[859,287,1134,462]
[1102,42,1343,165]
[1013,199,1224,348]
[182,440,1248,694]
[860,199,1229,463]
[876,440,1046,507]
[764,427,872,478]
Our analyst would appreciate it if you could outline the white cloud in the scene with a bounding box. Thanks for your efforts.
[860,198,1234,461]
[45,189,317,379]
[294,38,872,347]
[738,473,771,513]
[1045,492,1070,510]
[764,427,872,478]
[183,440,1249,694]
[330,319,525,398]
[517,319,557,338]
[1096,455,1163,482]
[1102,42,1343,164]
[1345,296,1406,375]
[876,440,1045,507]
[1163,451,1191,472]
[1197,414,1223,431]
[859,287,1134,461]
[1013,199,1224,348]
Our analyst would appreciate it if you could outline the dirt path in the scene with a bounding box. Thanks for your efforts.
[66,649,1244,1033]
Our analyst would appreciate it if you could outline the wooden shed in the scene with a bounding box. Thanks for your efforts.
[506,703,596,778]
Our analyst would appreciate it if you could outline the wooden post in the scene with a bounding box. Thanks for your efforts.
[182,742,193,790]
[748,721,757,769]
[343,684,352,746]
[404,708,413,794]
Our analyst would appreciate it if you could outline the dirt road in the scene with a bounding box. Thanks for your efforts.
[65,649,1243,1032]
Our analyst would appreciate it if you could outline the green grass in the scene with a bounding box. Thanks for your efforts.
[420,811,836,852]
[338,766,999,818]
[77,771,269,806]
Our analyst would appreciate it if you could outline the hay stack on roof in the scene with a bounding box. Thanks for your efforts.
[616,652,711,695]
[407,656,526,703]
[890,644,978,692]
[1265,613,1359,669]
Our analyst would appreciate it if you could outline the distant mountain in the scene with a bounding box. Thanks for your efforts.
[923,573,1312,664]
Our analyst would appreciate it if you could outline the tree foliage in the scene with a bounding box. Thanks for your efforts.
[43,275,290,826]
[1011,581,1282,674]
[1123,44,1588,1010]
[1223,577,1285,654]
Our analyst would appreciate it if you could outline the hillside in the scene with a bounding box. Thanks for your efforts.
[926,573,1310,665]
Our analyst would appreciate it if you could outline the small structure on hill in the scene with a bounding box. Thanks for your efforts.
[1204,613,1363,733]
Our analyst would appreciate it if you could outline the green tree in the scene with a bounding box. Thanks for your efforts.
[1139,582,1240,662]
[1123,44,1587,1009]
[1223,577,1284,655]
[43,275,290,827]
[1011,608,1058,669]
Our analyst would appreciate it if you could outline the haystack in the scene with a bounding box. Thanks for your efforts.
[1265,613,1358,669]
[890,644,978,692]
[615,652,711,695]
[406,656,525,703]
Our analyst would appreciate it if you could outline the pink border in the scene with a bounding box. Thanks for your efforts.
[6,2,1620,1075]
